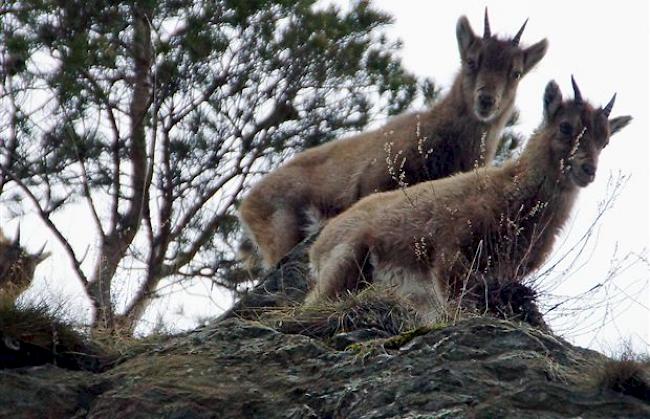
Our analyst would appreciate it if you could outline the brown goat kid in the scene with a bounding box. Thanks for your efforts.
[239,10,548,268]
[306,78,631,323]
[0,228,49,302]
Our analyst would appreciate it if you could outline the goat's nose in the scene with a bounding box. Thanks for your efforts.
[581,162,596,177]
[479,94,495,109]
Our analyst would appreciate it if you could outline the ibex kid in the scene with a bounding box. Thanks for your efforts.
[239,10,548,268]
[0,228,50,302]
[306,78,631,323]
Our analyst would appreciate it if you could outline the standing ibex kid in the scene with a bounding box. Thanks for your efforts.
[239,10,548,268]
[306,78,631,323]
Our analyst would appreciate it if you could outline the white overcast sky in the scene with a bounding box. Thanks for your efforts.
[9,1,649,352]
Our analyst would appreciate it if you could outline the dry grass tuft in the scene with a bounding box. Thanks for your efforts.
[89,326,173,365]
[0,297,111,371]
[265,286,419,340]
[596,348,650,402]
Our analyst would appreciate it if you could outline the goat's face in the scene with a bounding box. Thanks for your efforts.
[457,10,547,122]
[0,231,49,295]
[542,78,631,187]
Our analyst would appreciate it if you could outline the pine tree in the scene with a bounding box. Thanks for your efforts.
[0,0,424,332]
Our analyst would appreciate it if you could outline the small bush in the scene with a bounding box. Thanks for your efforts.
[596,349,650,402]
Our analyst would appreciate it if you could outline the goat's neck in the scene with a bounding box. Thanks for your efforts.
[506,133,580,237]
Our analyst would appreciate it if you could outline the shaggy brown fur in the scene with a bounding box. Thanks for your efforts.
[306,79,631,323]
[0,228,49,302]
[239,11,548,268]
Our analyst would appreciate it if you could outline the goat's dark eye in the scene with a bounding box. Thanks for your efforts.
[559,122,573,136]
[466,59,478,71]
[512,70,522,80]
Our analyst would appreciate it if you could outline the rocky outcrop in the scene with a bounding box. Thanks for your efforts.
[1,239,649,417]
[218,233,316,321]
[1,314,649,418]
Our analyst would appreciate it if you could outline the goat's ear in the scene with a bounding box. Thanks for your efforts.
[523,39,548,74]
[456,16,477,58]
[543,80,562,119]
[609,115,632,136]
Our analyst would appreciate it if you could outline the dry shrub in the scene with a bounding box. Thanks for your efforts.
[596,347,650,402]
[470,279,548,330]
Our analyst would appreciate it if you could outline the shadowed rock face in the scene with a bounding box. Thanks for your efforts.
[1,238,648,417]
[1,316,649,418]
[217,233,317,322]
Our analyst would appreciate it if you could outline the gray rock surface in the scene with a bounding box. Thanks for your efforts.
[1,315,649,418]
[2,237,648,417]
[218,233,316,321]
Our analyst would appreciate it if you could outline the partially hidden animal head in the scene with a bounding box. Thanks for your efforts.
[0,227,50,298]
[456,8,548,122]
[540,76,631,188]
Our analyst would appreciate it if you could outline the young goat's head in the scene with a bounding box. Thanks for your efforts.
[457,8,548,122]
[540,77,631,188]
[0,228,49,299]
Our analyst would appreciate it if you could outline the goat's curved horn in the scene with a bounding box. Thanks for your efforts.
[571,75,583,105]
[602,93,616,117]
[483,7,491,39]
[512,18,528,46]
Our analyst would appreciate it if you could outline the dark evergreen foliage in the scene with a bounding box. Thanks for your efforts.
[0,0,424,331]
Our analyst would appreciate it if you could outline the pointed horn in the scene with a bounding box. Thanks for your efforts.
[571,75,583,105]
[33,243,50,264]
[483,7,491,39]
[512,18,528,46]
[602,93,616,117]
[35,242,47,257]
[14,223,20,246]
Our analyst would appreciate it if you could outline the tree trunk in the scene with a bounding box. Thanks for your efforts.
[88,2,153,331]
